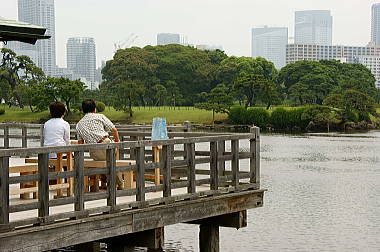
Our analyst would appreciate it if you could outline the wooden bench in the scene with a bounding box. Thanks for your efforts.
[24,158,136,192]
[9,157,71,199]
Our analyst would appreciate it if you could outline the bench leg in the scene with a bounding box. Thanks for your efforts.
[20,171,35,199]
[124,171,134,189]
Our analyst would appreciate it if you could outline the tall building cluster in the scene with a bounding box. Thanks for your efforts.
[251,5,380,88]
[6,0,99,89]
[8,0,56,76]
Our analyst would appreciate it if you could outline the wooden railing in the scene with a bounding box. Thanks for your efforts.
[0,126,260,234]
[0,122,192,149]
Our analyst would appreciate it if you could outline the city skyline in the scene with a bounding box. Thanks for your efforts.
[0,0,378,67]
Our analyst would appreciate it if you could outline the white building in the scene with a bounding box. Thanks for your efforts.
[357,56,380,88]
[196,45,223,51]
[295,10,333,46]
[251,26,288,69]
[8,0,56,76]
[372,4,380,46]
[286,44,380,88]
[157,33,181,45]
[66,37,97,90]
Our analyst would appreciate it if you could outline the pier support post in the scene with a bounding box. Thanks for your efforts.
[105,227,164,251]
[199,224,219,252]
[74,241,101,252]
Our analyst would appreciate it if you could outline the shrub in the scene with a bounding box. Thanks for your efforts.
[0,109,5,115]
[96,101,106,112]
[358,111,371,122]
[270,107,309,130]
[228,106,248,124]
[270,108,289,129]
[246,108,270,128]
[341,110,359,123]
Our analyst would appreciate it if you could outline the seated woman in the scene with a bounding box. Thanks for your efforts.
[43,101,70,158]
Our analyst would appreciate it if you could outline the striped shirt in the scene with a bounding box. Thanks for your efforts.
[76,113,115,144]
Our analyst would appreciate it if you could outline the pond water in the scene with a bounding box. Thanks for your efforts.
[163,130,380,251]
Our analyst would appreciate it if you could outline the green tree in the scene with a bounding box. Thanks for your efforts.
[153,84,168,106]
[166,80,183,107]
[195,84,233,125]
[109,80,144,117]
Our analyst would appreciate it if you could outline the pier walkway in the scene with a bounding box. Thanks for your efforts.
[0,124,264,251]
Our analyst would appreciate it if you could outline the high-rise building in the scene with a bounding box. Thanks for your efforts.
[371,3,380,45]
[9,0,56,76]
[157,33,181,45]
[251,26,288,69]
[286,44,380,88]
[66,37,97,90]
[295,10,333,46]
[196,45,223,51]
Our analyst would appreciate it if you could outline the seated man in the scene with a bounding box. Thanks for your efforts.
[44,101,70,158]
[76,99,124,189]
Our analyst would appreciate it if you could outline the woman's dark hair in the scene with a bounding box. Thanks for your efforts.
[49,102,66,118]
[82,99,96,113]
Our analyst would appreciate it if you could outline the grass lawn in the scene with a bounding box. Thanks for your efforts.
[0,105,49,123]
[0,105,227,124]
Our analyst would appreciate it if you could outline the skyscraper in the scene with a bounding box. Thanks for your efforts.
[371,3,380,45]
[14,0,56,76]
[295,10,333,46]
[251,26,288,69]
[66,37,97,89]
[157,33,181,45]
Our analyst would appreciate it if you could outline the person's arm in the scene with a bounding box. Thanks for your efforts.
[76,124,84,144]
[111,127,120,142]
[63,122,70,146]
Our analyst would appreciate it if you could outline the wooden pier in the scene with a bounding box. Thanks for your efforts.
[0,123,264,251]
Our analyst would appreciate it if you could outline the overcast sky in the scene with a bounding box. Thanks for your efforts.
[1,0,378,67]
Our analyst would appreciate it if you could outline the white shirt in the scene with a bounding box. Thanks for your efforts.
[43,118,70,158]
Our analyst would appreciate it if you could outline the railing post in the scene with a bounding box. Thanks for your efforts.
[136,146,145,202]
[39,125,44,147]
[231,139,239,189]
[106,148,117,212]
[38,153,49,222]
[22,126,27,149]
[217,140,225,177]
[0,156,10,227]
[250,127,260,187]
[74,151,85,216]
[130,136,137,160]
[3,126,9,149]
[210,141,218,190]
[162,145,172,197]
[186,143,196,194]
[183,121,192,132]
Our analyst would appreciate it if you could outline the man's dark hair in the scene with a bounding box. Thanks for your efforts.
[82,99,96,113]
[49,101,66,118]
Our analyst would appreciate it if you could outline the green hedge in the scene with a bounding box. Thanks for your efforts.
[0,109,5,115]
[96,101,106,112]
[228,107,270,128]
[229,106,309,130]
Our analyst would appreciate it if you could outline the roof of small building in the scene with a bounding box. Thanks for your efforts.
[0,18,50,45]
